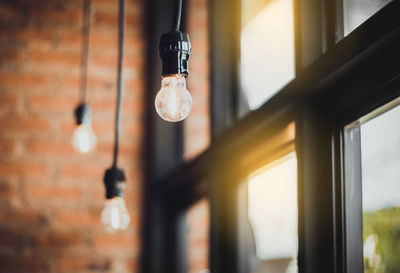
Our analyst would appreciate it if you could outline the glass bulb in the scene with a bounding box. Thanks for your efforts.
[155,75,192,122]
[101,197,130,232]
[72,124,97,153]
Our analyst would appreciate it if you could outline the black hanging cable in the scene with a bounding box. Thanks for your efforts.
[103,0,126,201]
[80,0,91,103]
[159,0,191,77]
[172,0,183,31]
[112,0,126,168]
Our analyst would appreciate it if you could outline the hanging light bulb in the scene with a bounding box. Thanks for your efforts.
[73,103,97,153]
[155,0,192,122]
[155,74,192,122]
[73,0,96,153]
[100,0,129,232]
[99,0,131,232]
[101,167,130,232]
[101,197,130,231]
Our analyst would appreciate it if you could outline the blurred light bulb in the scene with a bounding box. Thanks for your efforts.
[72,124,97,153]
[101,197,130,232]
[155,75,192,122]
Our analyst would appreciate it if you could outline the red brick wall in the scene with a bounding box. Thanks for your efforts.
[184,0,211,272]
[186,199,210,273]
[184,0,210,160]
[0,0,144,272]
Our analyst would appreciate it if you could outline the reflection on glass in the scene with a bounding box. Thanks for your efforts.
[343,0,391,36]
[248,153,298,273]
[186,199,210,273]
[360,104,400,273]
[240,0,295,111]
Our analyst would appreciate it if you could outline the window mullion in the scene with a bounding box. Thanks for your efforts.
[295,104,336,273]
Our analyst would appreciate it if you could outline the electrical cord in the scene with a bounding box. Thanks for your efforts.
[172,0,183,31]
[80,0,91,103]
[113,0,126,167]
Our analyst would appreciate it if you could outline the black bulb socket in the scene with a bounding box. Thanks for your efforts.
[74,103,92,126]
[104,166,126,199]
[159,30,191,77]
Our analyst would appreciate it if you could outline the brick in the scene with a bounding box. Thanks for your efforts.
[28,95,78,113]
[90,31,118,48]
[25,183,83,200]
[94,232,139,249]
[0,210,45,225]
[28,8,82,28]
[28,51,82,67]
[126,259,138,271]
[57,210,97,226]
[58,257,91,270]
[26,140,75,156]
[0,256,48,272]
[58,256,111,271]
[0,71,53,88]
[0,93,17,109]
[0,116,50,134]
[91,120,117,135]
[93,12,143,28]
[92,96,143,115]
[96,142,140,157]
[0,3,23,21]
[56,74,115,91]
[0,180,15,197]
[60,163,104,179]
[0,139,18,155]
[0,230,15,245]
[0,49,24,64]
[35,230,84,247]
[58,31,82,47]
[0,161,48,178]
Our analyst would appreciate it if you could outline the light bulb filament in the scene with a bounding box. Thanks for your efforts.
[155,75,192,122]
[111,207,120,229]
[168,90,178,117]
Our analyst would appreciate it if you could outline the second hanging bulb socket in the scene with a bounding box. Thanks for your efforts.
[75,103,92,126]
[104,167,126,199]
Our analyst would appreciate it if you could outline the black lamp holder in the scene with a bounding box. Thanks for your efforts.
[104,167,126,199]
[74,103,92,126]
[159,0,191,77]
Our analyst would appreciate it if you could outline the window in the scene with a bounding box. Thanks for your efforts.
[344,99,400,273]
[342,0,392,37]
[240,0,295,112]
[144,0,400,272]
[247,153,298,273]
[360,103,400,272]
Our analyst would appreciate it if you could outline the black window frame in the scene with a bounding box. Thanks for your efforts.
[141,1,400,273]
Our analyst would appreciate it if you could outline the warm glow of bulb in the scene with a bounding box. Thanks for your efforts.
[155,75,192,122]
[72,124,97,153]
[101,197,130,232]
[111,207,120,229]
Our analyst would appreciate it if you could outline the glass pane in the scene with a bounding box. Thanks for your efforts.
[343,0,391,37]
[240,0,295,112]
[360,104,400,273]
[248,153,298,273]
[186,199,210,273]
